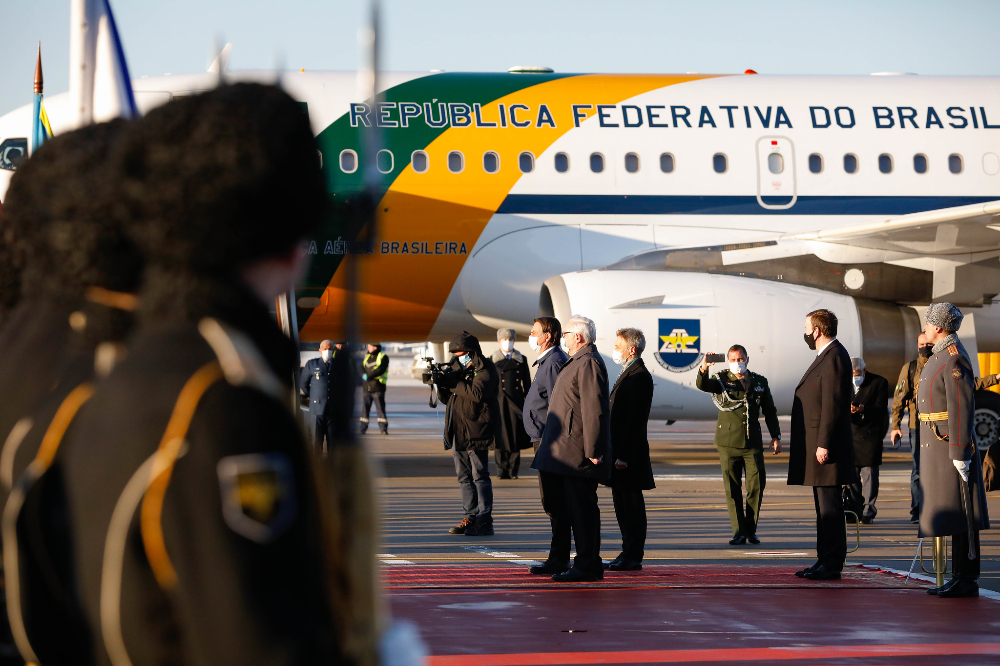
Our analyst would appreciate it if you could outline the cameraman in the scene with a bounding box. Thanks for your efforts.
[435,331,501,536]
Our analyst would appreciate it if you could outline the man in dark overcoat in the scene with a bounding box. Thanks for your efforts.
[491,328,532,478]
[918,303,990,598]
[531,315,610,582]
[789,309,857,581]
[697,343,781,545]
[846,356,889,524]
[605,327,654,571]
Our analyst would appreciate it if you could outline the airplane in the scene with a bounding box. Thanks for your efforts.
[2,65,1000,448]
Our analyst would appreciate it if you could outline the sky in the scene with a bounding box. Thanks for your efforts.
[2,0,1000,116]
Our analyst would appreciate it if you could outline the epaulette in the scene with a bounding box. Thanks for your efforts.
[948,345,958,356]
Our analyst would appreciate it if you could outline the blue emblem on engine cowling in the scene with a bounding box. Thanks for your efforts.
[654,318,704,373]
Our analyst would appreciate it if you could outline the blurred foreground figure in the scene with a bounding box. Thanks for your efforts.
[58,84,379,666]
[0,120,142,665]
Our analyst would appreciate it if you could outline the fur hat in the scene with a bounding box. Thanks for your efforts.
[925,302,963,332]
[496,328,515,341]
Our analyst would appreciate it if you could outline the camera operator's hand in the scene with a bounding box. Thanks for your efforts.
[701,352,716,372]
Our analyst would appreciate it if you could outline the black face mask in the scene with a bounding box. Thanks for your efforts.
[804,331,817,351]
[918,345,933,358]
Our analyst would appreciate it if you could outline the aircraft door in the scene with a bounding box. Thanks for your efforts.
[756,137,796,210]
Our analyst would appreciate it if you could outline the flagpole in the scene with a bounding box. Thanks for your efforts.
[31,43,43,154]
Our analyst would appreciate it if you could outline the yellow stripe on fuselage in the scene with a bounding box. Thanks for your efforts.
[301,74,721,341]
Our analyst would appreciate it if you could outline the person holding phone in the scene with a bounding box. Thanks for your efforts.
[696,344,781,545]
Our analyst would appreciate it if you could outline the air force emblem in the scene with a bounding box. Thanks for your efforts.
[217,453,297,544]
[655,318,704,373]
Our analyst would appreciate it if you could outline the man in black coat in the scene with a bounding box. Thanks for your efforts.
[299,339,353,452]
[789,309,857,581]
[491,328,532,479]
[437,331,500,536]
[531,315,611,582]
[605,327,654,571]
[846,357,890,524]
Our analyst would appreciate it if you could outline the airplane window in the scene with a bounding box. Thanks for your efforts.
[914,154,927,174]
[555,152,569,173]
[411,150,428,173]
[844,154,858,174]
[949,154,963,174]
[483,151,500,174]
[339,149,358,174]
[878,154,893,174]
[448,151,464,173]
[590,153,604,173]
[624,153,640,173]
[808,153,823,173]
[519,151,534,173]
[660,153,674,173]
[767,153,783,174]
[376,149,394,174]
[713,153,727,173]
[0,138,27,171]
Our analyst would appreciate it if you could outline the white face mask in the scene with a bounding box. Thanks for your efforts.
[729,361,747,376]
[528,335,541,351]
[612,349,625,365]
[320,349,332,361]
[853,374,864,387]
[500,339,514,352]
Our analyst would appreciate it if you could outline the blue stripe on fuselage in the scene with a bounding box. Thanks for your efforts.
[495,195,997,215]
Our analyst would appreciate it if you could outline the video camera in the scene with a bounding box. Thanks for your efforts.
[420,357,456,387]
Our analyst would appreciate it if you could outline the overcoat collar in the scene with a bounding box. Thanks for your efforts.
[852,372,873,404]
[796,339,842,389]
[611,357,646,395]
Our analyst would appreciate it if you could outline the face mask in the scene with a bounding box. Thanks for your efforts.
[804,331,817,351]
[457,354,472,367]
[320,349,332,361]
[500,340,514,352]
[612,349,624,365]
[528,335,541,351]
[729,361,747,376]
[918,345,933,358]
[853,375,864,387]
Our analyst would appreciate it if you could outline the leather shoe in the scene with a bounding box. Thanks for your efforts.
[729,535,747,546]
[937,579,979,598]
[529,560,569,576]
[927,577,960,595]
[860,516,874,525]
[802,564,841,581]
[910,516,920,524]
[795,562,820,578]
[464,520,494,536]
[603,555,623,570]
[448,517,473,535]
[747,535,761,545]
[609,559,642,572]
[552,567,603,582]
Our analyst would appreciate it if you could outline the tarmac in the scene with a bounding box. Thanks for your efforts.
[361,381,1000,665]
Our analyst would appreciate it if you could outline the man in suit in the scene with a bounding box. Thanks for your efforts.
[789,309,857,581]
[531,315,610,582]
[846,357,890,524]
[919,303,990,598]
[605,327,655,571]
[523,316,571,576]
[299,339,352,452]
[491,328,532,478]
[697,344,781,545]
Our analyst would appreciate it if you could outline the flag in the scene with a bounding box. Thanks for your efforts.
[69,0,139,127]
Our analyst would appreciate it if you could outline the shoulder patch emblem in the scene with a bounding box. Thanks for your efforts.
[217,453,297,544]
[948,345,958,356]
[755,385,764,392]
[952,368,963,379]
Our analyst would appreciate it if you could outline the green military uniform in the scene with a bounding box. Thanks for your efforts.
[696,367,781,539]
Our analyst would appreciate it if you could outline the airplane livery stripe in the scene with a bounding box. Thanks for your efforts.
[300,73,724,341]
[495,194,1000,216]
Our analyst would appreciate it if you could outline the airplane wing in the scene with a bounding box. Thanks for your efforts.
[789,200,1000,256]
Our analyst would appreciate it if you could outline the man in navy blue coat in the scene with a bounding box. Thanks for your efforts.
[299,339,352,452]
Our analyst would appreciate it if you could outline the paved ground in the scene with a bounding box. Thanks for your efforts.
[359,383,1000,665]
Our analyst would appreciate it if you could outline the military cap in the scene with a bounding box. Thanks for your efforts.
[925,302,964,332]
[496,328,515,341]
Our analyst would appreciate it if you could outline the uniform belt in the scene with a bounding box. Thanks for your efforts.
[919,411,948,422]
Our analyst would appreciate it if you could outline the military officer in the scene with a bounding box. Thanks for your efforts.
[918,302,991,598]
[697,344,781,545]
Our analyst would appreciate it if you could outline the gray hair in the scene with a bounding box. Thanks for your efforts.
[496,328,515,341]
[616,327,645,355]
[565,315,596,345]
[851,356,866,373]
[319,339,334,349]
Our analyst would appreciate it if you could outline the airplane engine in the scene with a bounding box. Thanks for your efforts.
[541,270,921,421]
